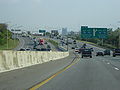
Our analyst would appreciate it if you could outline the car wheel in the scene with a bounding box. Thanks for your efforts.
[82,56,83,58]
[113,55,115,57]
[90,56,92,58]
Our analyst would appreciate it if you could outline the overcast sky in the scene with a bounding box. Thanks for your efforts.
[0,0,120,32]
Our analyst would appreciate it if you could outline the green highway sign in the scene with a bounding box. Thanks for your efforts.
[81,27,93,38]
[94,28,107,38]
[39,30,46,33]
[81,26,108,39]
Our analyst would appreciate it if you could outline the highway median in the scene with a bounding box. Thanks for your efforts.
[0,51,69,73]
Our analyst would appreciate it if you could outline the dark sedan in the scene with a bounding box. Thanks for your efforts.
[96,52,104,56]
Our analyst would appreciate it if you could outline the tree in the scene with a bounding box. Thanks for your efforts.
[0,23,12,45]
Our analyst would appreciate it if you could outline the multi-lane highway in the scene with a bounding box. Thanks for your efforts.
[13,35,57,51]
[0,36,120,90]
[36,42,120,90]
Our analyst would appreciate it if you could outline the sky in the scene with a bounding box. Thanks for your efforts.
[0,0,120,32]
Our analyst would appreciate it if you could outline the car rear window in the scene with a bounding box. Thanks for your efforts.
[115,49,120,53]
[82,49,91,54]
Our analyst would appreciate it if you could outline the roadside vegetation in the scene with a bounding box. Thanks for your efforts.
[0,23,19,50]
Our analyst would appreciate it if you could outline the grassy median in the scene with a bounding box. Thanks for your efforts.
[48,39,58,47]
[0,39,19,50]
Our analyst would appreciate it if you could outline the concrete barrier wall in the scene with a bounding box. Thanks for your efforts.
[0,51,69,73]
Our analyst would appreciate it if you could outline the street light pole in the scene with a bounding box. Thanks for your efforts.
[67,35,68,51]
[119,28,120,49]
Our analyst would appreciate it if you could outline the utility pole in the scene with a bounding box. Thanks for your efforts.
[7,29,8,49]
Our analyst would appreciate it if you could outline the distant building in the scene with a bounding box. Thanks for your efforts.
[68,31,75,35]
[62,28,67,36]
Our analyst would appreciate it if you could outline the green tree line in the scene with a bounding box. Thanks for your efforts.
[0,23,12,45]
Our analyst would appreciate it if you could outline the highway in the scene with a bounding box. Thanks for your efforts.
[0,51,77,90]
[28,40,120,90]
[13,35,57,51]
[39,57,120,90]
[0,36,120,90]
[13,36,34,51]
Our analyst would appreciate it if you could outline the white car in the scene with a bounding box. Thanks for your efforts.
[75,48,79,52]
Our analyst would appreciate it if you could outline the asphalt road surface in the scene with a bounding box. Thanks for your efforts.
[0,52,77,90]
[34,40,120,90]
[13,35,34,50]
[39,55,120,90]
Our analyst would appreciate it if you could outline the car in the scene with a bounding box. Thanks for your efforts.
[73,40,76,44]
[73,42,76,44]
[19,48,25,51]
[73,40,76,42]
[96,52,104,56]
[78,48,84,53]
[81,49,92,58]
[104,49,110,55]
[25,48,31,51]
[66,43,68,45]
[36,48,41,51]
[44,42,48,44]
[90,48,94,52]
[75,48,80,52]
[68,41,72,44]
[113,49,120,57]
[71,47,75,49]
[41,48,47,51]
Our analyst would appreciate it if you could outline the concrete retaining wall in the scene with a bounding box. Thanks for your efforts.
[0,51,69,73]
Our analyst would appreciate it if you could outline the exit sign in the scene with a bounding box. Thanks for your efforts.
[81,26,108,39]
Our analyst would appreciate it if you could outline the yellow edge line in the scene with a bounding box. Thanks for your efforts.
[29,59,79,90]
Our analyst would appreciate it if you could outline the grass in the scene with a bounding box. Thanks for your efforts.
[48,39,58,47]
[0,39,20,50]
[77,40,96,45]
[77,40,117,49]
